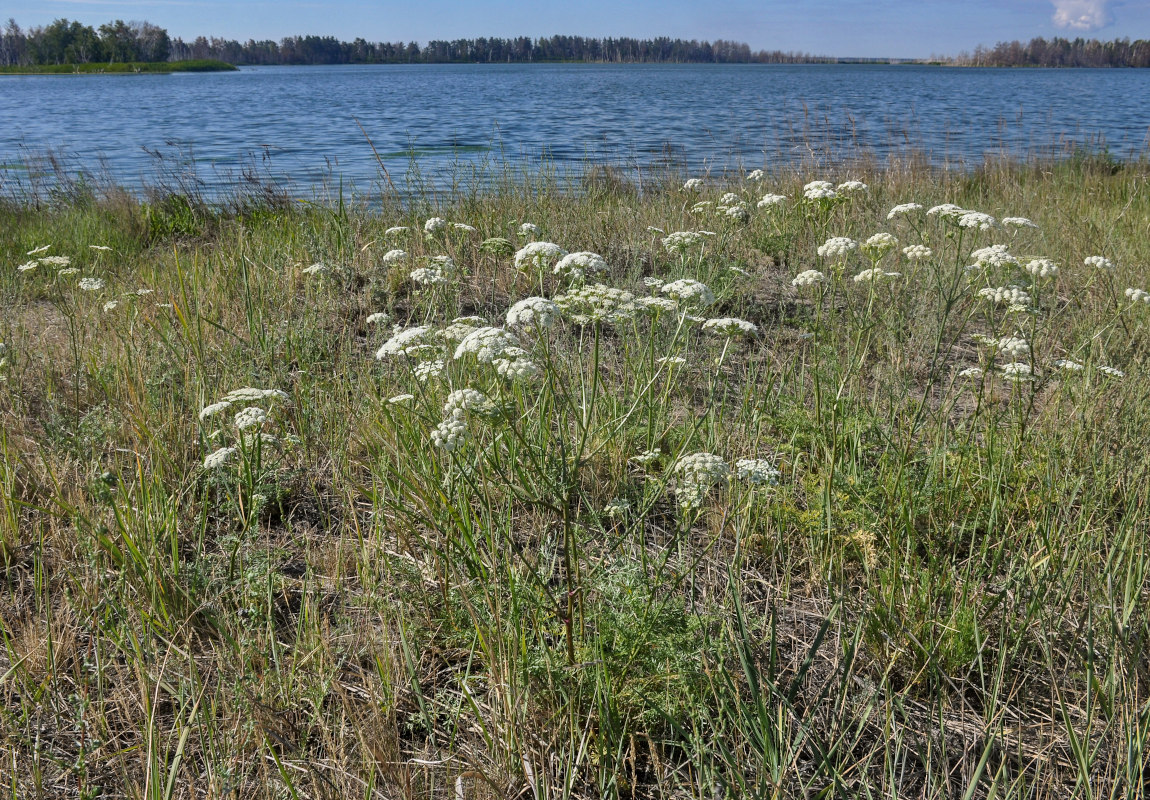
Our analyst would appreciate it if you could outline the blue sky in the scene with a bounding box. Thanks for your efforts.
[7,0,1150,58]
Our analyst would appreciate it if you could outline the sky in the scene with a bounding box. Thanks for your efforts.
[7,0,1150,59]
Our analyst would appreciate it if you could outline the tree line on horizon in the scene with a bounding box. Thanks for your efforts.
[2,17,1148,68]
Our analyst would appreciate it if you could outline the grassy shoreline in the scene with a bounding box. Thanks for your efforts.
[1,157,1148,798]
[0,59,237,75]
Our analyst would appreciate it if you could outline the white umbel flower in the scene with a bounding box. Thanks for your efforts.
[1000,362,1033,382]
[506,297,560,330]
[423,217,447,234]
[78,277,105,291]
[958,212,996,231]
[817,237,858,259]
[1002,217,1038,229]
[926,204,967,221]
[978,286,1031,308]
[1125,287,1150,304]
[234,406,268,430]
[517,222,539,237]
[971,245,1018,269]
[803,181,837,200]
[675,452,731,509]
[662,231,705,254]
[735,459,780,486]
[514,242,568,272]
[1085,256,1115,270]
[381,249,407,265]
[553,251,607,282]
[862,233,898,259]
[199,400,232,420]
[757,193,787,209]
[682,178,704,191]
[792,269,826,287]
[661,279,715,308]
[1026,259,1059,279]
[1097,365,1125,378]
[453,326,520,363]
[902,244,933,261]
[746,169,765,182]
[702,317,757,337]
[203,446,237,469]
[837,180,868,193]
[887,203,923,219]
[376,326,434,359]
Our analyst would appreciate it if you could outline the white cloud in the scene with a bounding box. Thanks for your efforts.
[1050,0,1113,30]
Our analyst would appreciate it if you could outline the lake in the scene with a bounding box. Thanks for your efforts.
[2,63,1149,196]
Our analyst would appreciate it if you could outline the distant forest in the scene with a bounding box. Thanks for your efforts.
[1,17,1148,68]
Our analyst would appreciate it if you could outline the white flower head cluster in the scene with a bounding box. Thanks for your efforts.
[454,326,521,363]
[234,406,268,431]
[199,401,232,420]
[837,180,868,193]
[381,249,407,266]
[978,286,1032,309]
[958,367,984,379]
[376,325,435,359]
[1097,365,1125,379]
[555,283,637,325]
[803,180,837,201]
[887,203,923,219]
[78,277,105,291]
[553,251,608,283]
[388,393,414,404]
[492,346,541,382]
[223,388,290,403]
[410,256,457,287]
[1053,359,1084,371]
[792,269,827,287]
[1000,362,1034,382]
[413,359,445,382]
[439,316,487,342]
[1085,256,1115,270]
[514,242,568,272]
[720,192,740,205]
[506,296,561,330]
[431,388,493,452]
[662,231,705,254]
[722,203,751,223]
[366,311,391,325]
[971,244,1019,269]
[40,255,71,268]
[635,296,678,314]
[26,245,51,255]
[854,268,901,283]
[690,201,713,214]
[1125,287,1150,304]
[518,222,539,238]
[102,300,119,312]
[423,217,447,234]
[384,226,408,237]
[643,276,665,291]
[661,279,715,308]
[735,458,780,486]
[452,223,477,233]
[995,336,1029,359]
[203,446,236,470]
[17,261,38,272]
[682,178,704,192]
[674,452,730,510]
[927,204,968,221]
[862,232,898,260]
[757,193,787,209]
[818,237,858,260]
[302,263,328,275]
[702,317,758,337]
[746,169,765,182]
[958,212,996,231]
[1002,217,1038,229]
[902,244,933,261]
[1026,259,1059,279]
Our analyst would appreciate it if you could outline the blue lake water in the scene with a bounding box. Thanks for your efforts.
[2,63,1149,196]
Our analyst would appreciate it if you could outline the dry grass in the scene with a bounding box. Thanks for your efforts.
[1,153,1149,799]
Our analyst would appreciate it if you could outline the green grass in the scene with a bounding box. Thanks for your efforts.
[0,59,237,75]
[0,155,1148,799]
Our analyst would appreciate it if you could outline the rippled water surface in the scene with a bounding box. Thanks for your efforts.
[3,63,1149,194]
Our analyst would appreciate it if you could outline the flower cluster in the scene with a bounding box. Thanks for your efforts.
[553,251,608,283]
[432,389,493,451]
[861,233,898,260]
[1025,259,1059,279]
[506,297,561,330]
[818,237,858,260]
[555,283,637,325]
[199,387,290,468]
[674,452,731,509]
[514,242,568,272]
[702,317,757,337]
[803,180,836,200]
[902,244,932,261]
[661,279,715,308]
[662,231,707,255]
[978,286,1032,309]
[792,269,826,287]
[757,193,787,209]
[887,203,923,219]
